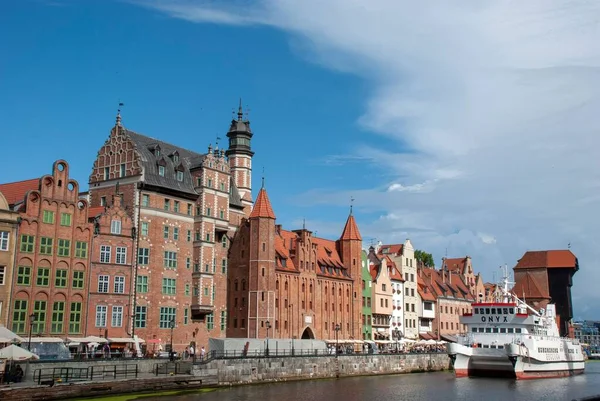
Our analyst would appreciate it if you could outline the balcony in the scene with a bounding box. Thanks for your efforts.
[191,304,214,320]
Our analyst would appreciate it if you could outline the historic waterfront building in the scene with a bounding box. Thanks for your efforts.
[86,192,135,340]
[226,188,363,341]
[512,250,578,337]
[441,256,484,299]
[361,250,373,340]
[388,258,404,342]
[87,108,251,351]
[0,161,94,337]
[417,269,436,339]
[376,240,418,339]
[0,191,20,326]
[366,246,393,341]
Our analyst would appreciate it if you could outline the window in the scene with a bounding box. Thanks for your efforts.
[187,204,192,216]
[95,305,107,327]
[159,307,176,328]
[120,163,126,177]
[69,302,82,333]
[158,166,165,177]
[164,251,177,269]
[185,283,190,296]
[163,226,169,239]
[137,275,148,293]
[186,258,191,269]
[173,227,179,240]
[104,167,110,180]
[382,284,386,291]
[219,210,224,219]
[0,266,4,285]
[187,230,191,242]
[37,267,50,286]
[43,210,55,224]
[206,313,214,330]
[100,196,106,206]
[205,233,210,242]
[141,222,149,236]
[222,259,227,274]
[220,311,227,331]
[58,239,70,257]
[111,220,122,234]
[60,213,72,226]
[222,236,227,248]
[32,300,47,333]
[55,269,67,287]
[112,306,123,327]
[12,300,27,334]
[40,237,53,255]
[164,199,170,211]
[177,171,184,182]
[116,247,127,264]
[184,308,189,324]
[174,201,180,213]
[51,301,65,333]
[142,194,150,207]
[75,241,88,258]
[0,231,8,251]
[135,306,147,328]
[98,275,109,293]
[162,278,176,295]
[20,235,35,253]
[138,248,149,265]
[114,276,125,293]
[220,182,225,191]
[100,245,111,263]
[72,271,84,289]
[206,207,211,216]
[207,178,213,188]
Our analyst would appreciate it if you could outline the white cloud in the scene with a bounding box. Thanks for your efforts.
[138,0,600,317]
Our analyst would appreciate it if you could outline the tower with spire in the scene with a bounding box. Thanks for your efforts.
[226,99,254,215]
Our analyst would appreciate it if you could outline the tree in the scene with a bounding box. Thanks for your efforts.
[415,249,435,267]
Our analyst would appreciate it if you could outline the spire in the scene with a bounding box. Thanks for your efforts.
[116,102,124,127]
[238,98,243,121]
[340,212,362,241]
[249,187,276,219]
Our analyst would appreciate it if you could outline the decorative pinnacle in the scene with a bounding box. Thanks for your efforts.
[116,101,124,127]
[238,98,243,121]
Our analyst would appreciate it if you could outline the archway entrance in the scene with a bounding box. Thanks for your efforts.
[301,327,315,339]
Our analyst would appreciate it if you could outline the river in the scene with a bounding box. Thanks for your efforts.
[136,362,600,401]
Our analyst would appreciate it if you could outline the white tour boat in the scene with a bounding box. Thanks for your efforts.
[447,270,585,379]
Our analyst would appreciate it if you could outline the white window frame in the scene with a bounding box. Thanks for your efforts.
[116,247,127,264]
[0,231,9,251]
[100,245,111,263]
[111,220,122,234]
[112,306,123,327]
[138,248,149,265]
[141,222,149,236]
[114,276,125,293]
[95,305,107,327]
[0,266,5,285]
[98,275,109,293]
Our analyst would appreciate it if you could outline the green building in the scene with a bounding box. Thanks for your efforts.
[361,249,373,340]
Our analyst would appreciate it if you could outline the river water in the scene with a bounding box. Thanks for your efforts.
[140,362,600,401]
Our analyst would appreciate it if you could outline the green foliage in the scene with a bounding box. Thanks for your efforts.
[415,250,435,267]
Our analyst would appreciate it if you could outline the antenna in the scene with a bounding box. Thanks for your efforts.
[261,167,265,188]
[302,218,306,230]
[568,242,571,249]
[350,196,355,214]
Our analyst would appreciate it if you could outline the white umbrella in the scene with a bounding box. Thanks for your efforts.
[0,344,39,361]
[0,326,24,343]
[425,339,437,345]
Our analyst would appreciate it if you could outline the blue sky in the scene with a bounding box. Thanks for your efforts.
[2,0,599,318]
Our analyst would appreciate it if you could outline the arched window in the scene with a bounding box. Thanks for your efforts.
[285,281,288,291]
[302,283,305,293]
[276,280,279,290]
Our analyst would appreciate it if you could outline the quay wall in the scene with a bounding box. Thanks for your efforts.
[194,353,451,385]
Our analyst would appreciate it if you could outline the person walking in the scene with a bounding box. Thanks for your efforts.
[201,346,206,360]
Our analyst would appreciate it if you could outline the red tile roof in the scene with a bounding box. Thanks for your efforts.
[88,206,106,219]
[515,250,577,269]
[340,214,361,241]
[387,257,404,282]
[378,244,403,256]
[249,188,276,219]
[443,257,467,274]
[512,271,550,299]
[0,178,39,206]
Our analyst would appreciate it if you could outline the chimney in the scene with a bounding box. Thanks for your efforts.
[442,268,446,284]
[275,224,282,235]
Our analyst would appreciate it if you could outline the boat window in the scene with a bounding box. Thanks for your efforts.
[491,308,496,314]
[482,344,489,348]
[485,328,492,333]
[493,328,499,333]
[509,308,514,314]
[497,345,504,349]
[500,328,506,333]
[485,308,490,314]
[474,308,479,314]
[507,328,514,333]
[503,308,509,314]
[472,328,477,333]
[479,328,485,333]
[515,328,522,333]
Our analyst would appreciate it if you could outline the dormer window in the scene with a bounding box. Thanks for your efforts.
[176,171,184,182]
[172,151,179,164]
[175,163,185,182]
[158,166,165,177]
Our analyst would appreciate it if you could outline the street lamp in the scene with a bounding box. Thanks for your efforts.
[334,323,341,357]
[28,313,36,351]
[169,318,175,361]
[265,321,271,357]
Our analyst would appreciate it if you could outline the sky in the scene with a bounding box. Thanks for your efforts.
[1,0,599,319]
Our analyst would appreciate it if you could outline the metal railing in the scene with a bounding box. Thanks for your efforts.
[33,367,89,385]
[88,364,139,380]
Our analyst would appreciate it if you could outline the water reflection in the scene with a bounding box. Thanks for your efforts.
[141,363,600,401]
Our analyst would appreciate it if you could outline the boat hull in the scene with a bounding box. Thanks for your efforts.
[448,343,585,380]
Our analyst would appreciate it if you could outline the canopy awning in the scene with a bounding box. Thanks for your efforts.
[108,337,145,343]
[441,334,458,343]
[28,337,66,343]
[67,336,108,343]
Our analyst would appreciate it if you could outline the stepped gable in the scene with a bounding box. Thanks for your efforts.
[249,187,275,219]
[340,213,361,241]
[0,178,39,207]
[515,250,578,270]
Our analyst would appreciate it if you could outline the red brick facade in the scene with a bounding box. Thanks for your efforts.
[227,188,363,341]
[6,161,93,336]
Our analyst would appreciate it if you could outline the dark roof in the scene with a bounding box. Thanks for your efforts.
[229,177,243,209]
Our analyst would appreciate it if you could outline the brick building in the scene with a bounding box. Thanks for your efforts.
[227,187,363,341]
[441,256,485,299]
[87,109,251,352]
[0,161,94,337]
[86,192,135,340]
[366,246,393,341]
[0,191,20,326]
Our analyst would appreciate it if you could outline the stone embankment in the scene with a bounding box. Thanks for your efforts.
[0,353,451,400]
